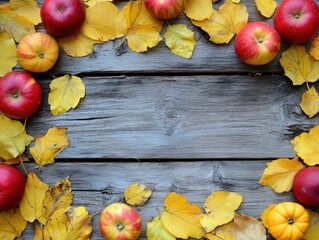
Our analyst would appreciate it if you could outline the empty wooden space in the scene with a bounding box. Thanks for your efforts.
[8,0,319,239]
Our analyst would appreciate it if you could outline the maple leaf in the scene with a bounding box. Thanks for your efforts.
[0,114,33,160]
[58,31,102,57]
[0,32,17,77]
[300,86,319,118]
[30,127,70,166]
[233,214,266,240]
[201,191,243,232]
[161,192,205,239]
[192,2,248,44]
[41,177,73,224]
[304,209,319,240]
[183,0,212,21]
[48,75,86,116]
[259,157,304,193]
[146,216,176,240]
[280,44,319,85]
[0,208,27,240]
[291,125,319,166]
[9,0,41,25]
[310,34,319,60]
[255,0,277,18]
[122,0,163,52]
[82,1,126,42]
[164,24,196,59]
[19,171,50,224]
[124,183,154,206]
[0,8,36,42]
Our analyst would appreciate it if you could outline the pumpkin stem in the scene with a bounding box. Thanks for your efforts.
[287,218,294,224]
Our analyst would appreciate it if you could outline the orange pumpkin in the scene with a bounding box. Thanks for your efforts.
[267,202,310,240]
[17,32,59,73]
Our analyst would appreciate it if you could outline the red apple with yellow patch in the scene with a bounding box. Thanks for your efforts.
[235,22,281,65]
[99,203,142,240]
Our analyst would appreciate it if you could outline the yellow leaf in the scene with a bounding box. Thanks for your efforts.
[300,86,319,118]
[0,208,27,240]
[259,157,304,193]
[310,34,319,60]
[0,9,36,42]
[183,0,213,21]
[255,0,276,18]
[304,209,319,240]
[206,221,236,240]
[280,44,319,85]
[122,0,163,52]
[291,125,319,166]
[33,225,44,240]
[83,0,112,7]
[48,75,86,116]
[9,0,41,25]
[192,2,248,44]
[161,192,205,239]
[164,24,196,59]
[43,207,70,239]
[0,114,33,160]
[233,214,266,240]
[0,37,17,77]
[0,153,29,165]
[201,191,243,232]
[124,183,154,206]
[30,127,70,166]
[146,216,176,240]
[260,204,276,229]
[82,2,126,42]
[59,31,102,57]
[19,171,50,223]
[41,177,73,224]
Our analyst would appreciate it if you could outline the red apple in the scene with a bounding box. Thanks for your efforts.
[292,167,319,207]
[235,22,281,65]
[274,0,319,44]
[144,0,183,20]
[0,164,26,211]
[99,203,142,240]
[40,0,86,38]
[0,72,42,119]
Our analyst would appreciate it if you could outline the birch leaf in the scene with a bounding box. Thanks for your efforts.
[48,75,86,116]
[0,114,33,160]
[19,171,50,224]
[0,9,35,42]
[183,0,213,21]
[304,209,319,240]
[280,44,319,85]
[30,127,70,166]
[300,86,319,118]
[9,0,41,25]
[164,24,196,59]
[122,0,163,52]
[206,221,236,240]
[161,192,205,239]
[82,2,126,42]
[255,0,276,18]
[291,125,319,166]
[233,215,267,240]
[310,34,319,60]
[0,208,27,240]
[192,2,248,44]
[0,37,17,77]
[259,157,304,193]
[124,183,154,206]
[201,191,243,232]
[146,216,176,240]
[84,0,113,7]
[41,177,73,224]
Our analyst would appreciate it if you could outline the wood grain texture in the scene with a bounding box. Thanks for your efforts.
[26,75,317,159]
[21,161,292,240]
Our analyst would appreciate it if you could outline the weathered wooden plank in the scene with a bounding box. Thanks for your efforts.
[10,0,298,75]
[26,75,317,159]
[21,161,296,239]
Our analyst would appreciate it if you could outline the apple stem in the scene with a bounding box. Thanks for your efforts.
[116,223,125,231]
